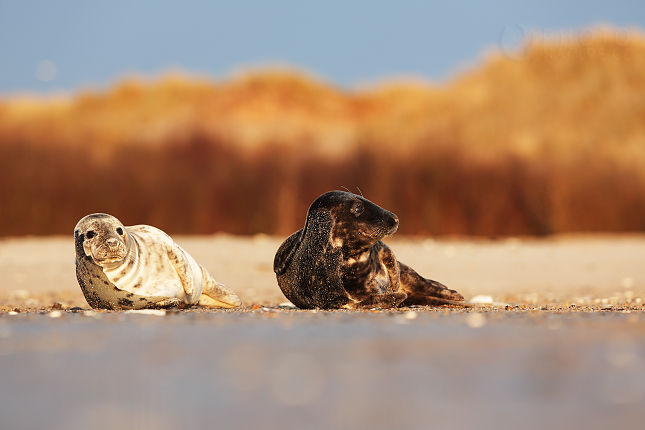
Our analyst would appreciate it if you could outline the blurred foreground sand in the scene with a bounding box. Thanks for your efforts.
[1,234,644,308]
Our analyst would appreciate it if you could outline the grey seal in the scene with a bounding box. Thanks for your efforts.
[74,213,242,310]
[274,191,468,309]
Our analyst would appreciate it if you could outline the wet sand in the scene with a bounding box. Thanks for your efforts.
[1,235,644,429]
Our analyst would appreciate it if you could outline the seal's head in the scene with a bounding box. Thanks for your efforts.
[74,213,129,266]
[308,190,399,251]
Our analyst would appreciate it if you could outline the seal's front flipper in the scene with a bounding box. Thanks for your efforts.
[345,292,408,309]
[166,243,200,301]
[398,261,470,307]
[199,267,242,308]
[401,295,473,308]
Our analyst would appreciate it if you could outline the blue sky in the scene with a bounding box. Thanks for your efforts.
[1,0,644,94]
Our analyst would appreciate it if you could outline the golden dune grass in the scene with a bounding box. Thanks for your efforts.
[1,28,644,236]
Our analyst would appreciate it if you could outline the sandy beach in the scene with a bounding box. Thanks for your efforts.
[1,234,644,308]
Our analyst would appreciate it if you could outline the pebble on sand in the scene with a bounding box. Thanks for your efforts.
[124,309,166,316]
[470,295,494,304]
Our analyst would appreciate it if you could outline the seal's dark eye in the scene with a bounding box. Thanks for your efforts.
[116,227,124,235]
[352,204,364,216]
[86,231,95,239]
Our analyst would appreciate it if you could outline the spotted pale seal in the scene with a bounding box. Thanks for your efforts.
[274,191,468,309]
[74,213,241,310]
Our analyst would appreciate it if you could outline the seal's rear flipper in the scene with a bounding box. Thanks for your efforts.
[398,261,465,303]
[200,268,242,308]
[273,228,304,276]
[199,293,241,308]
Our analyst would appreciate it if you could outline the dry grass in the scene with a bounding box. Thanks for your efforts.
[1,28,645,236]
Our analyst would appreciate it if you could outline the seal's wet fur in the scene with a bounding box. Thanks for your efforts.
[274,191,467,309]
[75,213,241,310]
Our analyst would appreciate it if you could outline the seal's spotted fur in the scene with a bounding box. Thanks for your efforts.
[274,191,467,309]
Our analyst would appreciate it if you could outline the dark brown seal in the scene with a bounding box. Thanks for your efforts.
[274,191,468,309]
